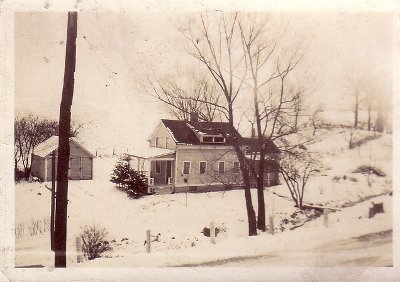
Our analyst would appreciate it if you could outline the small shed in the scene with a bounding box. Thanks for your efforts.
[31,136,95,181]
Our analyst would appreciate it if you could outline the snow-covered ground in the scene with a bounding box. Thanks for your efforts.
[14,129,392,267]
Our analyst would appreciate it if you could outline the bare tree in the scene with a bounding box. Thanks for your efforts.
[279,150,320,209]
[341,123,359,149]
[147,72,221,122]
[182,12,259,235]
[238,15,321,230]
[343,66,367,129]
[363,83,377,131]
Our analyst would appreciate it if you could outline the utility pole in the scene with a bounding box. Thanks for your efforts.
[54,11,77,268]
[51,150,56,251]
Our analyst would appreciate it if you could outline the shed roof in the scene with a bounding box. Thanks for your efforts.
[33,136,95,158]
[161,119,243,145]
[129,147,175,159]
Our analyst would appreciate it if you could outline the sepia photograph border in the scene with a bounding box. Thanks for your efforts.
[1,0,400,281]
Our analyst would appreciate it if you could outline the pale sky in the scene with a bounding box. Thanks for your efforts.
[14,10,393,150]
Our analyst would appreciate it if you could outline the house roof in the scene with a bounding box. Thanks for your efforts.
[33,136,95,158]
[129,147,175,160]
[160,119,243,145]
[241,137,281,154]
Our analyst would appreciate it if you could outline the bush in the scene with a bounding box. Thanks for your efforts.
[110,155,148,198]
[353,165,385,177]
[80,224,111,260]
[15,168,25,182]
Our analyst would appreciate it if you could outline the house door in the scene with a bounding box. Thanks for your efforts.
[166,160,172,183]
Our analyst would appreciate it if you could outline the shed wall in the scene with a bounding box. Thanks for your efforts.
[30,154,46,181]
[42,141,93,181]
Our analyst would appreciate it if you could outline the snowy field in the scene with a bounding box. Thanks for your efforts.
[14,129,392,267]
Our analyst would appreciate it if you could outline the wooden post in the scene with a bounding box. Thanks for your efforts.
[369,207,375,218]
[146,230,151,253]
[268,215,274,235]
[210,221,216,244]
[54,11,78,268]
[323,209,329,227]
[185,192,188,207]
[51,151,56,251]
[75,237,83,263]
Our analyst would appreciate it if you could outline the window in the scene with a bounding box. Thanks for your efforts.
[155,161,161,174]
[165,137,169,149]
[183,161,191,174]
[213,136,225,143]
[201,136,225,143]
[155,137,159,147]
[233,161,240,173]
[199,161,207,174]
[202,136,213,143]
[218,161,225,174]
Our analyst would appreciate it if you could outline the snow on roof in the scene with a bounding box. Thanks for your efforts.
[33,136,95,158]
[129,147,175,159]
[33,136,59,157]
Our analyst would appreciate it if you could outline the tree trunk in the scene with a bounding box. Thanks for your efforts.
[252,77,266,231]
[256,177,266,231]
[376,110,384,133]
[233,143,257,236]
[244,182,258,236]
[54,11,77,268]
[354,92,359,128]
[368,106,371,131]
[256,152,266,231]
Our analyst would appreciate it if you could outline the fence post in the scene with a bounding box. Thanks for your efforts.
[75,237,83,263]
[369,207,375,218]
[269,215,274,235]
[146,230,151,253]
[323,209,329,227]
[210,221,216,244]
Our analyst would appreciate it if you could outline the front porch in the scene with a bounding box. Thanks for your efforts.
[129,147,176,194]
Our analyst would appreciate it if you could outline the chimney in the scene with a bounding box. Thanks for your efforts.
[190,112,199,122]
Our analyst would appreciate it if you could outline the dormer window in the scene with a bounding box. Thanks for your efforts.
[201,135,225,143]
[202,136,213,143]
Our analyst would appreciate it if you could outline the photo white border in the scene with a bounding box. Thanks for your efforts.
[1,0,400,281]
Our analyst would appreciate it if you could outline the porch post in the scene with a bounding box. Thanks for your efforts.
[146,158,152,193]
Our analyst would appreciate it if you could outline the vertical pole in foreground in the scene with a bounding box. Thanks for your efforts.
[51,151,56,251]
[210,221,216,244]
[323,209,329,227]
[54,11,77,268]
[146,230,151,253]
[269,215,274,235]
